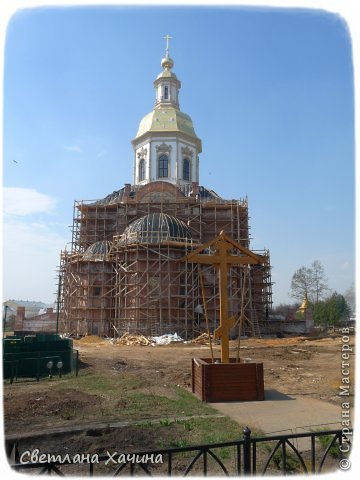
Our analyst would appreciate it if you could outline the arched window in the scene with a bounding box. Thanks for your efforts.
[183,158,190,181]
[164,86,169,100]
[158,154,168,178]
[138,158,145,182]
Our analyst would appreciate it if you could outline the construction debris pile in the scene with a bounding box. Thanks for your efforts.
[190,333,218,345]
[116,333,151,346]
[113,332,184,346]
[151,333,183,345]
[76,332,223,347]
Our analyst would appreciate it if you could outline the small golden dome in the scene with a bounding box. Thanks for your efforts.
[299,295,308,311]
[161,56,174,70]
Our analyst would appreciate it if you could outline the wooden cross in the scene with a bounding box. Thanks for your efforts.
[164,34,172,57]
[184,231,266,363]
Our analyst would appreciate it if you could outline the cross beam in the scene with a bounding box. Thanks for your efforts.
[183,231,266,363]
[164,34,172,58]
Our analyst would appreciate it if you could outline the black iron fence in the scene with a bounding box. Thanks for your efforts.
[7,427,352,476]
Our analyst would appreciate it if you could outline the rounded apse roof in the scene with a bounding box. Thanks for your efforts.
[120,213,192,245]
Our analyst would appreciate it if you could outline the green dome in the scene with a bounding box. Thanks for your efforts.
[135,107,200,141]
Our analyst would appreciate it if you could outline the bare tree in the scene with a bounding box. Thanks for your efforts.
[290,261,329,304]
[311,260,329,303]
[290,266,313,302]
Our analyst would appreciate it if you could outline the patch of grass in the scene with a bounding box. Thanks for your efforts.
[183,421,193,431]
[53,370,163,401]
[263,443,302,473]
[55,370,249,441]
[194,417,244,444]
[173,389,218,416]
[48,369,254,446]
[159,418,172,427]
[139,420,154,428]
[115,388,218,420]
[157,439,166,448]
[59,370,208,422]
[60,407,77,420]
[317,433,340,458]
[55,371,115,395]
[219,448,231,460]
[135,417,247,452]
[172,439,189,448]
[151,418,252,465]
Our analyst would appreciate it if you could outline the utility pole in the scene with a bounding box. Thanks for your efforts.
[56,274,62,337]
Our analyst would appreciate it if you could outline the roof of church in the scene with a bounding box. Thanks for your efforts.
[119,213,192,245]
[156,69,179,80]
[90,184,221,206]
[83,240,112,261]
[91,188,130,205]
[134,106,199,141]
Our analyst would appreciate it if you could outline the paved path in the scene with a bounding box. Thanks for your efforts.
[211,390,343,450]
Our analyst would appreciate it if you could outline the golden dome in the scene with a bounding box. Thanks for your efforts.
[161,56,174,71]
[133,106,201,151]
[299,295,308,311]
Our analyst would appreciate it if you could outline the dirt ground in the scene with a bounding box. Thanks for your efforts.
[3,332,354,477]
[72,333,354,404]
[4,333,354,434]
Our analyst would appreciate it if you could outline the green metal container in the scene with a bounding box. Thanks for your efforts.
[3,334,77,380]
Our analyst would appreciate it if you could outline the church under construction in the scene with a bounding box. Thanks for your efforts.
[58,40,272,338]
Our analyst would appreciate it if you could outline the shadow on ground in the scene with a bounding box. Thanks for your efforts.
[264,389,295,401]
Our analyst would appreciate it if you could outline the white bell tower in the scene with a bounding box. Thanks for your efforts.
[132,35,202,188]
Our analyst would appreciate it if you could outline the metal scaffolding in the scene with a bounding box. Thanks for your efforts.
[58,182,272,338]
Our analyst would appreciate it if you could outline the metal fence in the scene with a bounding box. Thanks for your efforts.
[7,427,351,476]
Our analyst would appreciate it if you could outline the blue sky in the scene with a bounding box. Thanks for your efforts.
[2,5,355,306]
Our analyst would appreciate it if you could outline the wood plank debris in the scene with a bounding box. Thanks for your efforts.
[191,333,218,345]
[116,333,151,346]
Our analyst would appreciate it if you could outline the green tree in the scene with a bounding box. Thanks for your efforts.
[312,301,326,326]
[313,293,351,327]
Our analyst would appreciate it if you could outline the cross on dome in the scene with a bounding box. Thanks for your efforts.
[161,34,174,71]
[164,34,172,58]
